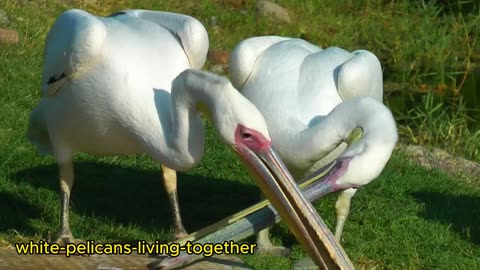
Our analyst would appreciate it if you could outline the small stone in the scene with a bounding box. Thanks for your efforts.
[0,10,9,25]
[208,50,230,65]
[256,0,292,23]
[293,256,318,270]
[210,16,218,27]
[0,28,19,44]
[210,64,226,75]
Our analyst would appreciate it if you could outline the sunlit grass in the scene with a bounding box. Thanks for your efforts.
[397,92,480,161]
[0,0,479,269]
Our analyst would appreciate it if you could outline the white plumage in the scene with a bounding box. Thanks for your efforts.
[29,9,209,164]
[27,9,281,244]
[25,9,393,267]
[230,36,398,245]
[27,9,211,243]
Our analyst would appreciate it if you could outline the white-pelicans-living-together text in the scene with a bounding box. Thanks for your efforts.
[229,36,398,252]
[26,10,353,268]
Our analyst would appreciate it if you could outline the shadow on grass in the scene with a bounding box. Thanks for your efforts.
[6,162,259,239]
[411,191,480,245]
[0,191,41,235]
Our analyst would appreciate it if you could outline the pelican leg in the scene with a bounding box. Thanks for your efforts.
[161,165,187,239]
[255,194,290,257]
[334,188,357,240]
[255,227,290,256]
[55,161,81,245]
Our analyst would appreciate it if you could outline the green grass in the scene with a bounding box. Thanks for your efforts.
[396,92,480,161]
[1,0,480,269]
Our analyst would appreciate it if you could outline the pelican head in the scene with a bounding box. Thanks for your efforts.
[174,69,354,269]
[227,101,354,270]
[300,97,398,197]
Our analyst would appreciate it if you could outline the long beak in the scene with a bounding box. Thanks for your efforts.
[234,145,354,270]
[298,157,355,200]
[296,127,363,198]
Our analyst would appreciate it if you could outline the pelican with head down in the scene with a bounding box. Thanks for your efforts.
[229,36,398,256]
[26,9,353,267]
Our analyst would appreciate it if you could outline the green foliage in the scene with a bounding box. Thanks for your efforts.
[397,92,480,161]
[277,0,479,92]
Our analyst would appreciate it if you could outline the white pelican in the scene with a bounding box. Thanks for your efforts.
[229,36,398,253]
[27,8,210,243]
[26,10,353,268]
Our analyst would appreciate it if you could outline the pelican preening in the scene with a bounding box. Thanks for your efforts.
[27,8,210,243]
[26,9,352,268]
[230,36,398,248]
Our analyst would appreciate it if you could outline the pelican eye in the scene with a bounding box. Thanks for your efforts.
[241,132,252,139]
[47,72,66,85]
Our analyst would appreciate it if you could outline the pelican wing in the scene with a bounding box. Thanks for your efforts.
[41,9,107,97]
[336,50,383,102]
[27,98,53,155]
[122,9,208,70]
[229,36,292,90]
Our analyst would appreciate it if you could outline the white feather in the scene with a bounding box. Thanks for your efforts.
[230,36,398,239]
[28,9,210,168]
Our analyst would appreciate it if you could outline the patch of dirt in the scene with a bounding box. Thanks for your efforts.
[399,144,480,183]
[0,28,18,44]
[208,50,230,65]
